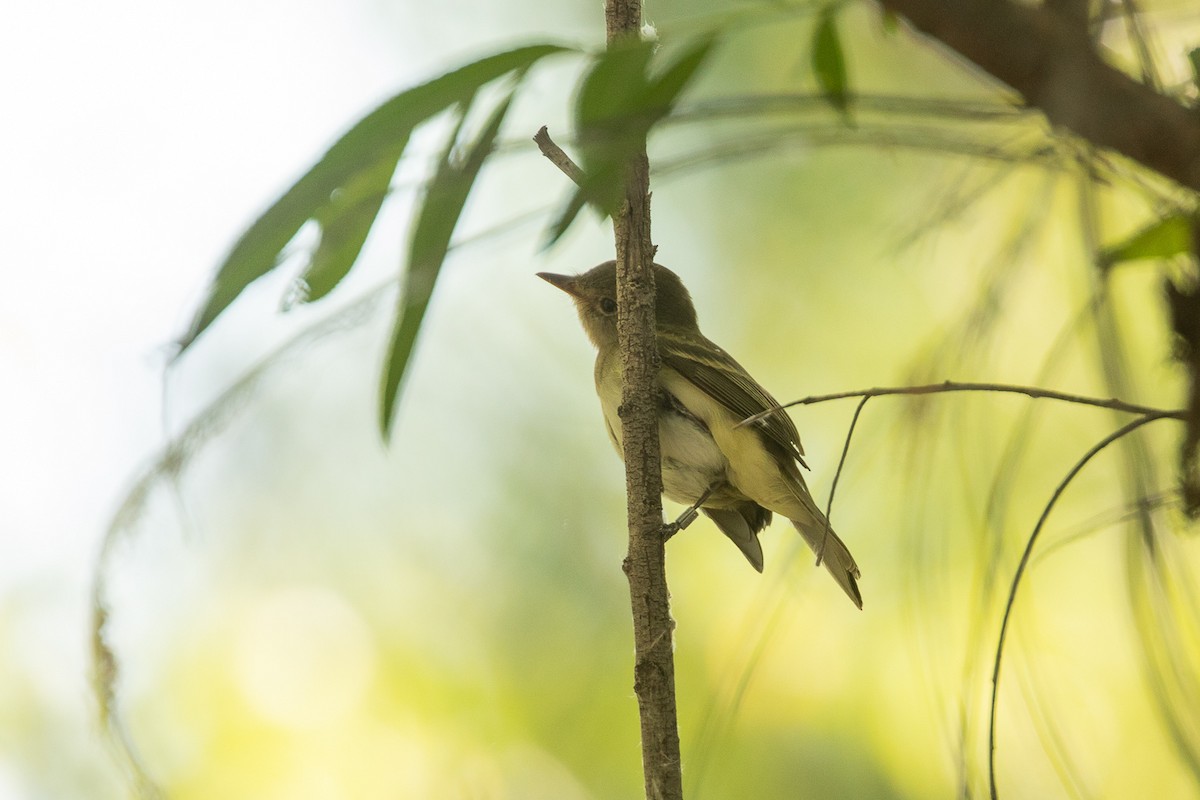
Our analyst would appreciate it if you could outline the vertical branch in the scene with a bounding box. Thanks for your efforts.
[605,1,682,799]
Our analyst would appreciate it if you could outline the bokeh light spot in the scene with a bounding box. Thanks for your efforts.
[232,586,376,729]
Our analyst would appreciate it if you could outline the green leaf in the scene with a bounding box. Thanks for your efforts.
[545,35,716,247]
[812,7,851,120]
[544,187,591,248]
[1190,47,1200,93]
[1100,212,1194,266]
[379,87,518,439]
[178,42,568,352]
[881,9,900,35]
[569,39,657,219]
[642,34,716,112]
[576,38,655,131]
[299,141,404,302]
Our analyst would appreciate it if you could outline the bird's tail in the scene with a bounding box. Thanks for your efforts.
[703,503,771,573]
[791,514,863,609]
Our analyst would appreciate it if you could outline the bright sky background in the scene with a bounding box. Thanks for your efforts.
[3,0,400,580]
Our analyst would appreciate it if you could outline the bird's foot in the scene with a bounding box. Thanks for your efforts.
[661,486,715,542]
[662,506,701,541]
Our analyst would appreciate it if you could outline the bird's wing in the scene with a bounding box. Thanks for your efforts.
[658,328,807,466]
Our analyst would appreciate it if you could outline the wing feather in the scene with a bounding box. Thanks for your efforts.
[658,328,807,467]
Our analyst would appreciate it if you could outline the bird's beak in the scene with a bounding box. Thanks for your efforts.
[537,272,582,298]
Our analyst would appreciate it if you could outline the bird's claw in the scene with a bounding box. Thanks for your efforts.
[663,506,701,541]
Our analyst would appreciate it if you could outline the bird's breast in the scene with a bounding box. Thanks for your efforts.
[658,391,728,503]
[594,356,730,506]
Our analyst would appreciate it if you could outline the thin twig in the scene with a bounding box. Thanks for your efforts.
[737,381,1186,428]
[817,395,871,567]
[987,411,1179,800]
[533,126,585,186]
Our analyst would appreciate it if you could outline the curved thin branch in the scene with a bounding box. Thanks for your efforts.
[987,412,1179,800]
[817,395,871,567]
[738,381,1186,428]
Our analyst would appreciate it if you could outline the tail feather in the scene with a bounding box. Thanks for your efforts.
[703,505,768,572]
[792,517,863,609]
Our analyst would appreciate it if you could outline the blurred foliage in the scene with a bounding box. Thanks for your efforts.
[9,0,1200,798]
[811,4,853,121]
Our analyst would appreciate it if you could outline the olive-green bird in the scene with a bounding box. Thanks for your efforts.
[539,261,863,609]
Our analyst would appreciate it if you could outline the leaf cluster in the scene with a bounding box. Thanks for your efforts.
[176,37,726,437]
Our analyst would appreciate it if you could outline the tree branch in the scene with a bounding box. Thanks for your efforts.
[533,126,585,186]
[879,0,1200,192]
[534,114,681,796]
[738,380,1187,428]
[603,3,682,799]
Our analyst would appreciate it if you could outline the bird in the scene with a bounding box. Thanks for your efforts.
[538,261,862,608]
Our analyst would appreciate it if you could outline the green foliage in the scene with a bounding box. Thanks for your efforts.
[546,35,717,245]
[380,90,517,437]
[176,43,568,353]
[300,148,401,303]
[172,36,721,438]
[1099,211,1195,267]
[812,6,852,122]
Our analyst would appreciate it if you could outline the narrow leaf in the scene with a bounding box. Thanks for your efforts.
[379,88,517,438]
[640,35,716,114]
[544,185,592,248]
[546,35,716,247]
[1190,47,1200,93]
[178,43,568,352]
[1100,212,1194,266]
[576,39,655,130]
[812,8,851,120]
[299,140,405,302]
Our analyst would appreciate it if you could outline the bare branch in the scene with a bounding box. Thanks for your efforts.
[531,48,677,793]
[738,381,1186,428]
[817,395,871,567]
[600,2,682,799]
[533,126,585,187]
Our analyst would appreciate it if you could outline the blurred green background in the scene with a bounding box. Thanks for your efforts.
[5,0,1200,798]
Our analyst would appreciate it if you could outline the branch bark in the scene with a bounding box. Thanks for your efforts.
[604,2,683,799]
[533,126,585,185]
[879,0,1200,192]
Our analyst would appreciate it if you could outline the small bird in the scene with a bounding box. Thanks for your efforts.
[539,261,862,608]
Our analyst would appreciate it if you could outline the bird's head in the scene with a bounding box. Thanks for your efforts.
[537,261,699,349]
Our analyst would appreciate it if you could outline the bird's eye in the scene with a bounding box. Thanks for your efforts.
[599,297,617,315]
